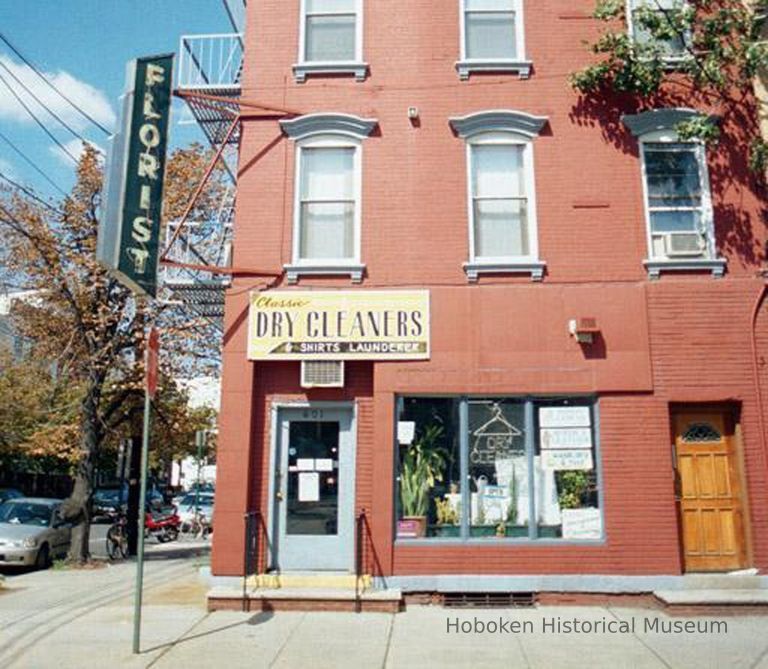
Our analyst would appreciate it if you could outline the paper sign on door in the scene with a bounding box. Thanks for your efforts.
[298,472,320,502]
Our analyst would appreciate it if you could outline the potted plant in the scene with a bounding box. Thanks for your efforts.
[433,496,460,537]
[397,425,446,538]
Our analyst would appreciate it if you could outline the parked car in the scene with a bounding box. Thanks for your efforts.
[0,488,23,504]
[176,492,214,530]
[92,485,164,515]
[0,498,70,568]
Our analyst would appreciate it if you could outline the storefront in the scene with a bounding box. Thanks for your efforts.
[212,280,767,586]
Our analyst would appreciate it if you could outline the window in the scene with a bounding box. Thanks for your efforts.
[280,113,377,283]
[470,141,530,259]
[395,397,602,542]
[298,144,356,261]
[642,141,710,260]
[295,0,366,82]
[457,0,531,79]
[628,0,688,59]
[450,111,547,281]
[294,138,360,266]
[623,108,724,278]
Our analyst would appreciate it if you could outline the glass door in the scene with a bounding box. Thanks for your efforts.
[274,406,355,571]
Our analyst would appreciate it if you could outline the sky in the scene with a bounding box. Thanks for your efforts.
[0,1,236,201]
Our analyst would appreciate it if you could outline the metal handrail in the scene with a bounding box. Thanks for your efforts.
[242,510,272,610]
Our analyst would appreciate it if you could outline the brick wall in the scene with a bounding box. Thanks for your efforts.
[210,0,768,577]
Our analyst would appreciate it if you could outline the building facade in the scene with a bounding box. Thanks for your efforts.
[209,0,768,588]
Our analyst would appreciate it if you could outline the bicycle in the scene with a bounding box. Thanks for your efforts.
[106,511,129,560]
[180,510,211,540]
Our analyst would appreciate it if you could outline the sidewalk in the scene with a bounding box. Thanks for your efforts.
[1,554,768,669]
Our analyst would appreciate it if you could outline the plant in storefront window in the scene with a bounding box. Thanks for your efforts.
[398,425,446,537]
[557,471,590,510]
[434,496,460,526]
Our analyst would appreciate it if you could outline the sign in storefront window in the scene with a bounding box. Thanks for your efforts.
[396,396,602,541]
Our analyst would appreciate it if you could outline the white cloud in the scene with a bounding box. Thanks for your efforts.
[0,55,116,132]
[49,138,105,166]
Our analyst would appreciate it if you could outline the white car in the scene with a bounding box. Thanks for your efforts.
[176,493,214,531]
[0,498,71,568]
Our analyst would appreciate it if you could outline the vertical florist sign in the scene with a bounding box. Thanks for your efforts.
[248,291,430,360]
[97,54,174,297]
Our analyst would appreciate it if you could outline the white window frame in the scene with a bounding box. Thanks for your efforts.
[465,131,540,270]
[456,0,531,80]
[294,0,367,83]
[626,0,690,64]
[290,133,363,271]
[637,129,727,278]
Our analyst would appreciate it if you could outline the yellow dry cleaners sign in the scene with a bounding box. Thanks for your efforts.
[248,290,430,361]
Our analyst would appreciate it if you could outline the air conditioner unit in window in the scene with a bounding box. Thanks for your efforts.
[300,361,345,389]
[664,232,706,258]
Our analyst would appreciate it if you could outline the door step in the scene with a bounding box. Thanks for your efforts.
[654,589,768,612]
[208,586,402,613]
[248,572,371,591]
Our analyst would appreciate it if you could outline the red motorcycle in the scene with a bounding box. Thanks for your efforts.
[144,504,181,543]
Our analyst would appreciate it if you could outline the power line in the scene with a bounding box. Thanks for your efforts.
[0,68,79,164]
[0,32,112,137]
[0,128,67,196]
[0,58,90,145]
[0,171,60,212]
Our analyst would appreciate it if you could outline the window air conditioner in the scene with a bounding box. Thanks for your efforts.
[300,361,345,388]
[664,232,705,258]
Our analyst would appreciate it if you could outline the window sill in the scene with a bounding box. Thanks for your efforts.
[463,260,546,282]
[455,59,533,80]
[283,263,365,284]
[293,62,368,83]
[643,258,727,280]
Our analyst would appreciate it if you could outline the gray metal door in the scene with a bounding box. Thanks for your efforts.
[273,406,355,571]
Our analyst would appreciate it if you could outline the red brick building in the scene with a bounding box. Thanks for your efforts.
[206,0,768,592]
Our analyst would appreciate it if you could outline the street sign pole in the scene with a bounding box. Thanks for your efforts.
[133,326,159,655]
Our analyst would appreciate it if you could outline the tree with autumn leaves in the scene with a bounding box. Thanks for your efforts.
[0,142,224,563]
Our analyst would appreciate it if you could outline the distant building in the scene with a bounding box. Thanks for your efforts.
[0,290,37,359]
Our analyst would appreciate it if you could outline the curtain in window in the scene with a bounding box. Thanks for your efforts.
[471,144,528,258]
[299,147,355,260]
[305,0,356,62]
[465,0,517,60]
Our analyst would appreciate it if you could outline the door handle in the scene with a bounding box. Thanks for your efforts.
[276,491,284,501]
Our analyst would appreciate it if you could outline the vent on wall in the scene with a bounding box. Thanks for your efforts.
[300,361,345,388]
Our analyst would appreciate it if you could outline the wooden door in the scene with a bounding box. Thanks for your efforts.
[673,411,747,572]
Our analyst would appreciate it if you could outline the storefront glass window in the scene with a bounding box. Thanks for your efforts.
[396,396,602,542]
[396,398,461,539]
[534,400,601,540]
[467,399,529,538]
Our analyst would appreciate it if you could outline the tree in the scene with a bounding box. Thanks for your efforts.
[0,348,82,473]
[571,0,768,173]
[0,143,224,563]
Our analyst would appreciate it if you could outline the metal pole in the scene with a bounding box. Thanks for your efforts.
[195,430,204,517]
[132,389,152,654]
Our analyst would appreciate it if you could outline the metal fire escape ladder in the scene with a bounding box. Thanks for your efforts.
[163,28,244,324]
[164,2,298,324]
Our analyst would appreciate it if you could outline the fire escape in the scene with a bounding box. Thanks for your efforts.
[161,0,246,325]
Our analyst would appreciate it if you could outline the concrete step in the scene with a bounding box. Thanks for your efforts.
[248,572,371,590]
[655,589,768,607]
[208,586,402,613]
